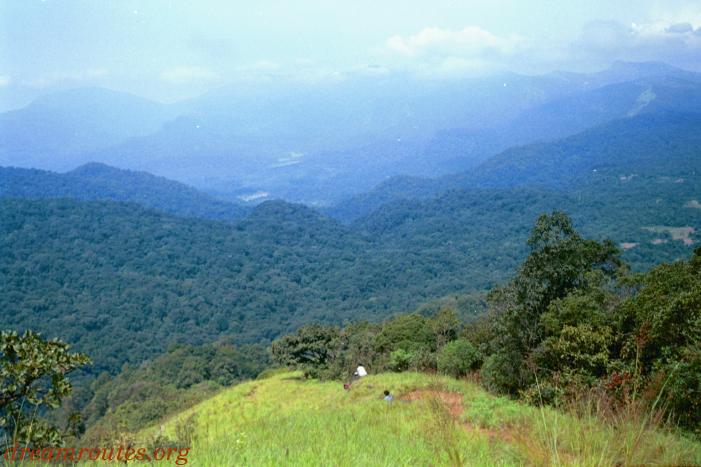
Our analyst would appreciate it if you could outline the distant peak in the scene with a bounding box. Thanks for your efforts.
[608,60,681,74]
[25,86,164,113]
[68,162,132,177]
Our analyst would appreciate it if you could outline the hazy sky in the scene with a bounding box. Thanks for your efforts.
[1,0,701,109]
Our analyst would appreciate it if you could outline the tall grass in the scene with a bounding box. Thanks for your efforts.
[531,374,699,467]
[135,371,701,466]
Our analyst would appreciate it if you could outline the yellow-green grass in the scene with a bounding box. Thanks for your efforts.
[132,371,701,466]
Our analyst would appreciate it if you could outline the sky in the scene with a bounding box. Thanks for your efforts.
[1,0,701,110]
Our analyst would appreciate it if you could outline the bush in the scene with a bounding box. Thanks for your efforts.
[480,350,530,395]
[410,347,437,372]
[658,345,701,434]
[437,339,480,378]
[388,349,414,372]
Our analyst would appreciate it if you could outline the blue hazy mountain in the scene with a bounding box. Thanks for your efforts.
[330,77,701,221]
[0,87,175,171]
[4,62,696,205]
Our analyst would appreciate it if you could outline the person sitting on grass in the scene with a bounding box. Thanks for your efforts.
[383,390,393,403]
[353,364,367,380]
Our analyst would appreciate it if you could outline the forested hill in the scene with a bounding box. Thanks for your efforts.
[0,163,248,221]
[3,180,700,377]
[1,197,486,376]
[461,110,701,189]
[331,109,701,221]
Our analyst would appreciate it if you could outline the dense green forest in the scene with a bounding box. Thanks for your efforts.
[3,177,698,378]
[3,197,508,378]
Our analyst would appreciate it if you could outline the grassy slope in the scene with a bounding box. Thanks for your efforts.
[141,371,701,466]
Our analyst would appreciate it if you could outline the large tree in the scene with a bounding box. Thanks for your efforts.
[482,212,622,394]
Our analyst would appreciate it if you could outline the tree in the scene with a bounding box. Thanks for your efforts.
[615,248,701,432]
[374,314,436,353]
[485,212,622,394]
[437,339,481,378]
[514,211,621,348]
[1,330,90,449]
[271,324,340,377]
[431,308,461,350]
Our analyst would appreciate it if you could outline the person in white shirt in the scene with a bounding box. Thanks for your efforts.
[353,364,367,379]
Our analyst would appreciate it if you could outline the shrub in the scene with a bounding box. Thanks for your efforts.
[480,350,530,395]
[388,349,414,372]
[410,347,437,372]
[658,345,701,434]
[437,339,480,378]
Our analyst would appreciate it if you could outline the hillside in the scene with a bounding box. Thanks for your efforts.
[462,110,701,189]
[0,163,248,221]
[131,371,701,466]
[332,107,701,221]
[411,74,701,177]
[355,175,701,272]
[4,177,699,376]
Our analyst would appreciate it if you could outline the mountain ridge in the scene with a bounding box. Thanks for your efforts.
[0,162,249,221]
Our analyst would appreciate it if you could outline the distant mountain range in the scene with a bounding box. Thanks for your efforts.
[3,61,698,204]
[0,87,175,171]
[330,104,701,221]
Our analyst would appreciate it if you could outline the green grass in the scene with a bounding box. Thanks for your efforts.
[127,371,701,466]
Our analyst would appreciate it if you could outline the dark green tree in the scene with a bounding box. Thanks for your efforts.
[374,314,436,354]
[484,212,622,394]
[437,339,481,378]
[271,324,340,377]
[616,248,701,432]
[1,330,90,449]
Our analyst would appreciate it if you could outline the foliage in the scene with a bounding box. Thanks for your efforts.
[436,339,480,378]
[475,219,701,434]
[388,349,414,372]
[83,341,267,436]
[271,311,461,380]
[482,212,622,395]
[0,330,90,449]
[431,308,461,350]
[614,247,701,432]
[271,324,340,377]
[374,314,436,354]
[0,163,248,222]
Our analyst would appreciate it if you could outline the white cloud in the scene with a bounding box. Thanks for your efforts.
[385,26,524,58]
[572,19,701,70]
[379,26,528,77]
[23,68,108,88]
[160,66,220,84]
[379,18,701,78]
